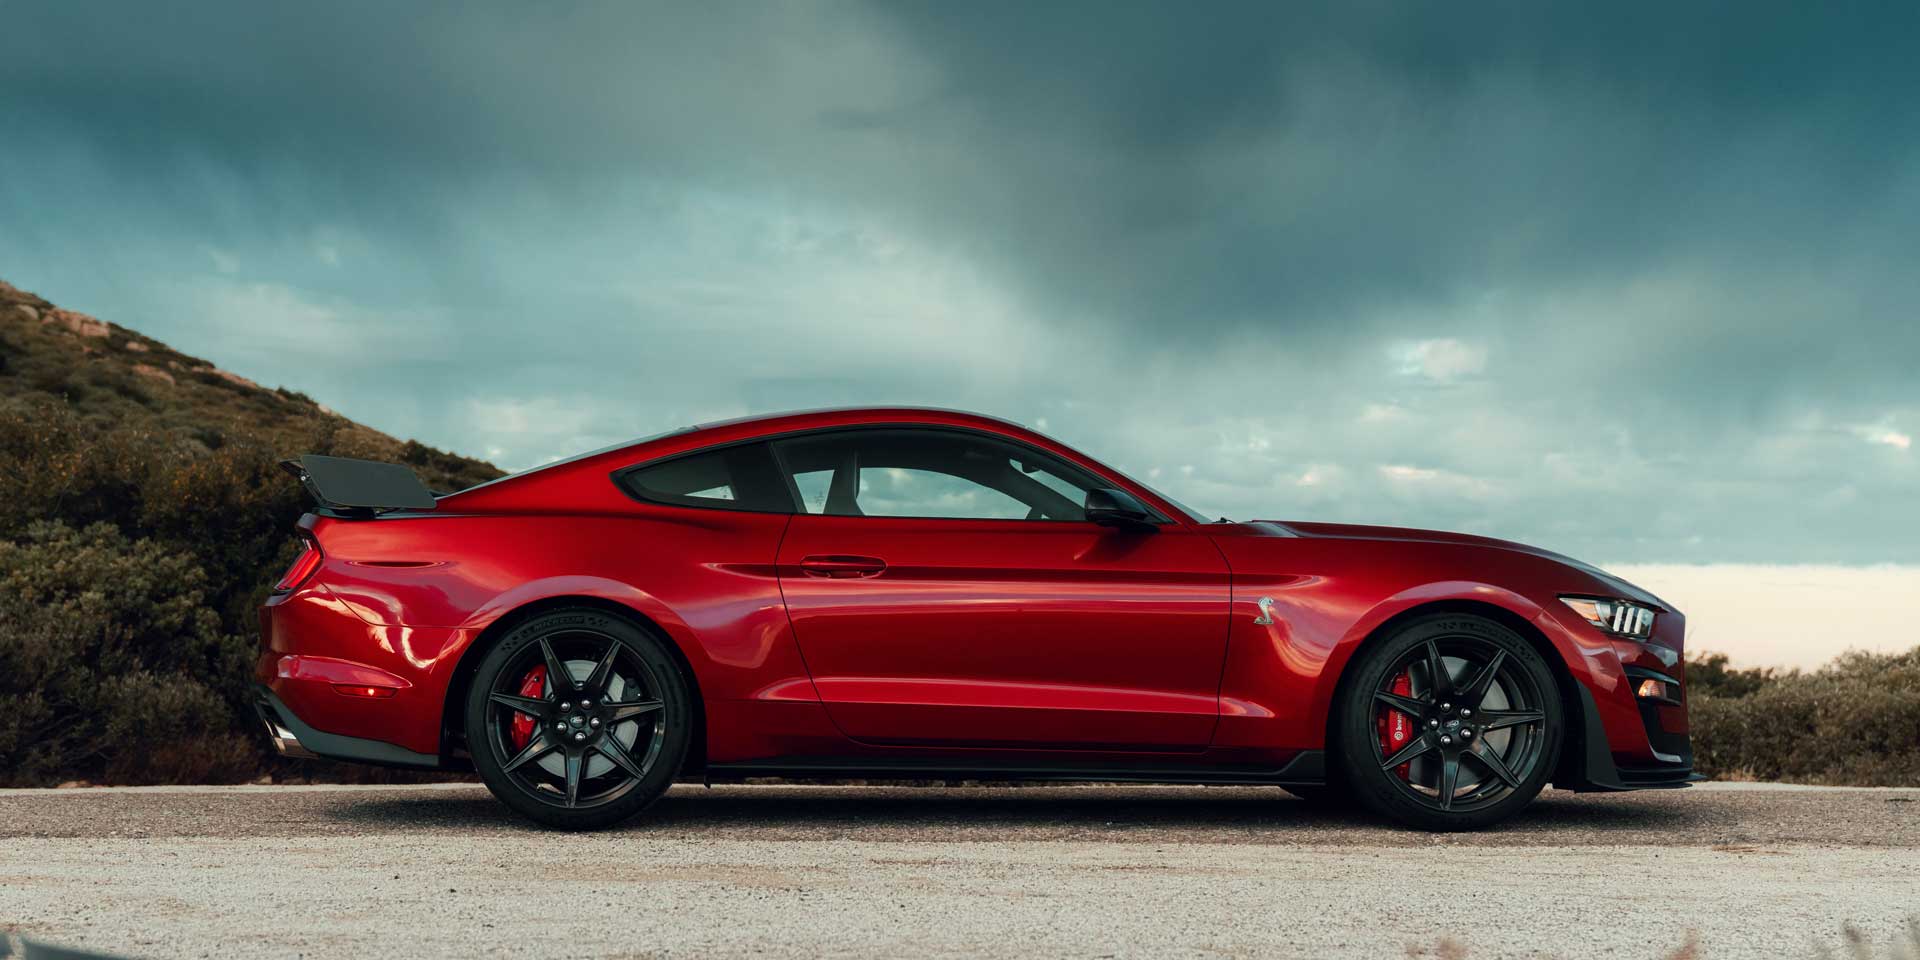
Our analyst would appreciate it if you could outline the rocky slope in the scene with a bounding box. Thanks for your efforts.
[0,277,499,489]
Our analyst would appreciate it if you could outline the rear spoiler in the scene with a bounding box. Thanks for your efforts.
[279,455,438,517]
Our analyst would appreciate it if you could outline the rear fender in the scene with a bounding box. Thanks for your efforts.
[462,575,695,653]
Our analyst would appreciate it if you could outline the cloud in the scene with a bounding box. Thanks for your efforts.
[1393,339,1487,383]
[1852,424,1913,450]
[0,2,1916,564]
[1378,464,1498,500]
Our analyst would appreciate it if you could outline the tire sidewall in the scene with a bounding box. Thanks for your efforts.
[1335,613,1562,831]
[466,607,693,830]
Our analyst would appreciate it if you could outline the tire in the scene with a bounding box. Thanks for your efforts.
[466,607,694,830]
[1333,613,1562,831]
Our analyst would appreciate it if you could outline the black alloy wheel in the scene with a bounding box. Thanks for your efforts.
[466,607,692,830]
[1334,613,1562,831]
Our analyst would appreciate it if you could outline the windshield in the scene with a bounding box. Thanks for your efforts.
[1132,478,1227,524]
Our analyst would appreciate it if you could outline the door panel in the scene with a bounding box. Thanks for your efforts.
[777,515,1231,750]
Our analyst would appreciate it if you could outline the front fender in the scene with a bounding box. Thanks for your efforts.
[1211,566,1642,778]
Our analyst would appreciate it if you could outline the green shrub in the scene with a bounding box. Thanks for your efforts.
[1684,652,1777,699]
[0,397,497,785]
[0,521,259,785]
[1690,648,1920,785]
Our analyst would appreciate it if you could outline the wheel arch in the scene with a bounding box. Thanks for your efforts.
[439,594,709,776]
[1321,597,1587,789]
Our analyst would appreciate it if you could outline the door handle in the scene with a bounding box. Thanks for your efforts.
[798,555,887,578]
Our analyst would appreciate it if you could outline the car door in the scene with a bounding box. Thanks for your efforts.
[771,427,1231,751]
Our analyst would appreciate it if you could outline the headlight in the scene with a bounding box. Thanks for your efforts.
[1560,596,1656,639]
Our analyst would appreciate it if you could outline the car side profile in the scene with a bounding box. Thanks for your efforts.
[256,407,1696,831]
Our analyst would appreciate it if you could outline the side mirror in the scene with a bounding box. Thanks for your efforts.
[1083,487,1157,532]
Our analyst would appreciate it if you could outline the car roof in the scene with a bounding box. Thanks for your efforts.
[446,407,1032,498]
[690,406,1026,433]
[440,404,1201,523]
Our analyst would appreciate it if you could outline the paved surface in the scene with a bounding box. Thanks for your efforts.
[2,783,1917,959]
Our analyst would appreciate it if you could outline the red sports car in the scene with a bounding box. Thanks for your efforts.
[257,407,1695,830]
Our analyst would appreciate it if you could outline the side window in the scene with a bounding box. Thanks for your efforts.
[791,469,833,514]
[773,429,1106,521]
[859,467,1030,519]
[619,442,793,513]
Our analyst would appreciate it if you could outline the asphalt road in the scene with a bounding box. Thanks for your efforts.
[2,783,1917,959]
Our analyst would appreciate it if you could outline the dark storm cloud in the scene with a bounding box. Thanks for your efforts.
[1,2,1915,563]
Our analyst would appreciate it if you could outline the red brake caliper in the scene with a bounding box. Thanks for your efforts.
[508,664,548,750]
[1377,669,1414,780]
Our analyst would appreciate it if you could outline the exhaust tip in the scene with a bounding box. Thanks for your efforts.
[254,701,319,760]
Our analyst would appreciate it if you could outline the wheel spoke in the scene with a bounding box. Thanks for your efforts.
[1424,641,1454,701]
[563,750,584,807]
[1467,741,1522,788]
[501,735,558,773]
[1380,735,1435,771]
[585,640,621,692]
[1478,709,1546,731]
[1458,650,1508,706]
[1374,689,1427,717]
[594,736,648,780]
[1436,755,1462,811]
[606,699,665,723]
[539,638,574,693]
[489,692,551,718]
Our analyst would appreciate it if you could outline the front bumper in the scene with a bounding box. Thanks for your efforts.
[254,686,441,769]
[1567,682,1703,789]
[1549,600,1703,791]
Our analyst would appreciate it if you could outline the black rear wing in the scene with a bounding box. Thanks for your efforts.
[279,455,437,516]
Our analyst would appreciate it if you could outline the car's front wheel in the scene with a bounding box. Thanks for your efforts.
[1333,613,1562,831]
[466,607,693,830]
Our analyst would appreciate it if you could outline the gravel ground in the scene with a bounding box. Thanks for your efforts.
[2,783,1917,959]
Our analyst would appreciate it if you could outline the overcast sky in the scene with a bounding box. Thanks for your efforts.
[3,2,1915,570]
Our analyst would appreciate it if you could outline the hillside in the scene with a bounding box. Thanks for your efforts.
[0,277,499,786]
[0,278,499,489]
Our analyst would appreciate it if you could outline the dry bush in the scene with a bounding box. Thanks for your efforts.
[0,521,258,785]
[0,399,498,785]
[1686,652,1778,699]
[1690,649,1920,785]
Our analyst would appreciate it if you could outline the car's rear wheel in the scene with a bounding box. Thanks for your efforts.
[466,607,692,830]
[1334,613,1562,831]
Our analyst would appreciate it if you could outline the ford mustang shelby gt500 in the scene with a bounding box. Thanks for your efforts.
[257,407,1696,830]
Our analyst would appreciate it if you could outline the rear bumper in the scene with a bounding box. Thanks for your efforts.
[257,581,471,761]
[254,686,441,769]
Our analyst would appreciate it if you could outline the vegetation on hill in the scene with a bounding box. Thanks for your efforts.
[0,278,499,785]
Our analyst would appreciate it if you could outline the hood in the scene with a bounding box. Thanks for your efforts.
[1267,520,1673,610]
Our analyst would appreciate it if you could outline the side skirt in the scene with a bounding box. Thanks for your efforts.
[701,750,1326,787]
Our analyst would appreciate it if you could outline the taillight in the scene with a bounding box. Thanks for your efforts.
[274,538,323,593]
